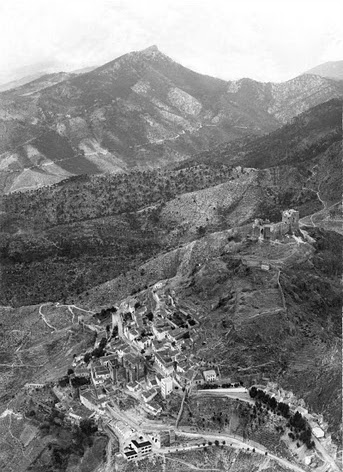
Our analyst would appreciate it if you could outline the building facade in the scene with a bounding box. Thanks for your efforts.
[161,376,173,398]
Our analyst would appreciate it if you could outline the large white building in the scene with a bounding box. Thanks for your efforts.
[203,369,217,382]
[161,376,173,398]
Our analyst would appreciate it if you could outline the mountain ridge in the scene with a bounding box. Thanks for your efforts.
[0,46,342,194]
[304,60,343,80]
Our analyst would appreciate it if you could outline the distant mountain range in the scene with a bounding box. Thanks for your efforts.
[0,66,97,92]
[191,98,342,170]
[0,46,342,194]
[304,60,343,81]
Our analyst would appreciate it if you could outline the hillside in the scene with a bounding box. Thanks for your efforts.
[0,159,324,307]
[76,223,341,442]
[0,46,342,193]
[304,60,343,80]
[1,94,342,307]
[191,98,342,169]
[0,223,341,470]
[0,71,342,471]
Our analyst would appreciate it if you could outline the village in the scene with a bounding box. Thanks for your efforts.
[24,279,241,464]
[20,209,336,469]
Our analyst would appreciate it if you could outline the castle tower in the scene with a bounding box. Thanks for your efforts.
[282,209,299,232]
[117,313,124,338]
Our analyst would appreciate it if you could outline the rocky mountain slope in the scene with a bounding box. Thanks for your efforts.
[0,46,342,193]
[191,98,342,169]
[304,60,343,80]
[1,96,341,307]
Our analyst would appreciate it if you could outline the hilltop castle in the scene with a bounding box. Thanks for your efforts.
[252,209,299,241]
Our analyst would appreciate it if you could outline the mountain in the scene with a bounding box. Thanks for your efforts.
[304,60,343,80]
[0,72,50,92]
[0,66,97,93]
[0,45,342,194]
[192,98,342,169]
[2,71,77,96]
[0,85,342,470]
[1,99,341,307]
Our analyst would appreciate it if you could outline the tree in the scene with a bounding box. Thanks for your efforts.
[269,397,277,410]
[80,418,98,435]
[67,368,74,376]
[84,352,91,364]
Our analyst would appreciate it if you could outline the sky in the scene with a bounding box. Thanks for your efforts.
[1,0,343,85]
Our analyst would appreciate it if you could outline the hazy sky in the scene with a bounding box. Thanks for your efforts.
[1,0,343,84]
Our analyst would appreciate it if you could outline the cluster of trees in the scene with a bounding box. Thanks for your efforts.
[288,412,315,449]
[201,383,219,389]
[222,382,243,388]
[94,306,117,320]
[3,164,234,230]
[249,387,290,417]
[84,337,107,363]
[201,382,243,390]
[39,408,66,434]
[60,371,90,388]
[249,387,315,449]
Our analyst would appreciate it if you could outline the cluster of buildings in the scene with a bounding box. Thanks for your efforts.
[48,283,221,462]
[104,404,175,462]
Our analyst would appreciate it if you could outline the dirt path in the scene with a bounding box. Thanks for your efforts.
[39,304,57,331]
[299,164,339,231]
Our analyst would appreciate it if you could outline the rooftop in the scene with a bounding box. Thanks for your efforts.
[132,439,152,448]
[155,351,173,366]
[142,388,158,401]
[145,400,162,412]
[124,450,137,458]
[203,369,216,376]
[93,366,110,375]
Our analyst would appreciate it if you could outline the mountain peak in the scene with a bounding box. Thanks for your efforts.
[142,44,159,53]
[137,44,164,59]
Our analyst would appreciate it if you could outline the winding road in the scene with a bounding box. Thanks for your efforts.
[169,430,308,472]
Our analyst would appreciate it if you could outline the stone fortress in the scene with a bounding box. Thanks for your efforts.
[252,209,300,241]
